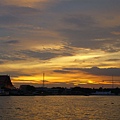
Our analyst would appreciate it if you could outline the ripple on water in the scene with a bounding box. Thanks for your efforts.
[0,96,120,120]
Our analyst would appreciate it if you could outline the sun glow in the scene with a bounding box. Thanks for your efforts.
[1,0,49,7]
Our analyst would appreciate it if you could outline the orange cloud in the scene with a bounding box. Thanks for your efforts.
[0,0,51,7]
[111,31,120,35]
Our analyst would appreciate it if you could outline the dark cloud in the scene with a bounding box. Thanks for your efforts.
[53,68,80,74]
[59,50,74,56]
[59,28,106,46]
[0,5,40,15]
[106,59,120,62]
[21,50,58,60]
[0,14,20,25]
[3,40,19,44]
[50,0,120,15]
[101,44,120,53]
[55,7,120,52]
[63,67,120,77]
[102,79,120,83]
[82,67,120,76]
[0,54,25,61]
[0,49,25,61]
[0,61,4,64]
[63,14,96,28]
[0,5,40,27]
[0,71,31,77]
[53,70,72,74]
[20,49,73,60]
[0,40,23,62]
[58,26,120,52]
[6,5,40,15]
[112,26,120,32]
[0,45,73,62]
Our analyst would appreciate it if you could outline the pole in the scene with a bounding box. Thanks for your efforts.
[112,75,114,89]
[43,73,45,87]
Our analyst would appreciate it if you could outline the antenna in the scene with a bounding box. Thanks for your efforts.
[43,73,45,87]
[112,75,114,89]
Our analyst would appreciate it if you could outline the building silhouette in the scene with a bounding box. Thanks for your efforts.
[0,75,14,89]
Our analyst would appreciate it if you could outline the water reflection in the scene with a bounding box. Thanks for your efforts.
[0,96,120,120]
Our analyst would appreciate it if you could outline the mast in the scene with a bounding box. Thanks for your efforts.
[43,73,45,87]
[112,75,114,89]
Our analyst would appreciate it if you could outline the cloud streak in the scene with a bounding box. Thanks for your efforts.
[63,67,120,77]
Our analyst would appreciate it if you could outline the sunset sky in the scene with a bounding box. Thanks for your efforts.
[0,0,120,88]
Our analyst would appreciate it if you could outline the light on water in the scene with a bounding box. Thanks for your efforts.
[0,96,120,120]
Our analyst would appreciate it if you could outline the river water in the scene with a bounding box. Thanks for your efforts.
[0,96,120,120]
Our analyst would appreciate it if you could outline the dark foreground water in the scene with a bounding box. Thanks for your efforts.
[0,96,120,120]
